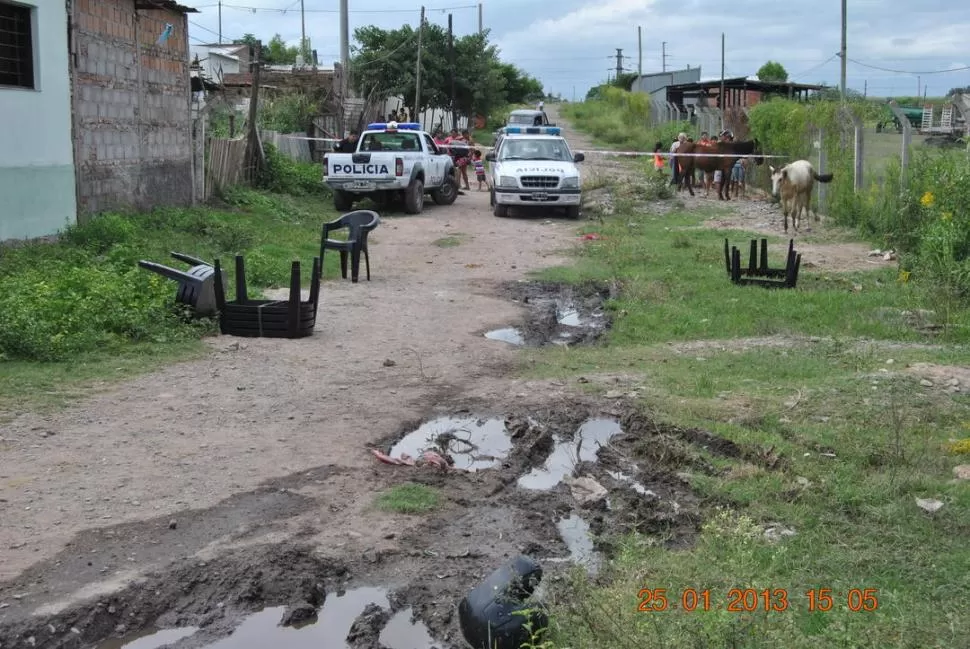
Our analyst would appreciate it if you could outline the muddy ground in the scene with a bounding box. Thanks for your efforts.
[0,107,878,648]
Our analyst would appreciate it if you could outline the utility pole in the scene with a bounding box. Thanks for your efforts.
[840,0,847,99]
[863,79,867,98]
[662,42,668,72]
[300,0,306,61]
[448,13,456,130]
[720,33,725,111]
[218,0,222,43]
[637,26,642,75]
[615,48,623,78]
[478,3,483,33]
[339,0,349,71]
[414,6,425,123]
[917,76,921,97]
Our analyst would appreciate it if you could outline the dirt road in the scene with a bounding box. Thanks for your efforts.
[0,108,663,647]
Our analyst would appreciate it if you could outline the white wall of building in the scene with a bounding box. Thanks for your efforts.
[0,0,77,240]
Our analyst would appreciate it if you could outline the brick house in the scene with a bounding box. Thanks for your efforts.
[69,0,199,216]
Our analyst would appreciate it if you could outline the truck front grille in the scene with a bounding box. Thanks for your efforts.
[520,176,559,189]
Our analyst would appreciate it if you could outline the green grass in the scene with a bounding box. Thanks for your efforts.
[0,186,342,413]
[523,182,970,648]
[374,483,441,514]
[432,235,463,248]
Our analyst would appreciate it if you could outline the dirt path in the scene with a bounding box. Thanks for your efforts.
[0,106,642,647]
[0,107,894,648]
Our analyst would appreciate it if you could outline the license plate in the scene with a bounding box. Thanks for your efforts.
[531,192,549,201]
[351,180,375,190]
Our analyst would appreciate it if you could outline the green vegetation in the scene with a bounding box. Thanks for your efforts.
[350,24,543,121]
[524,179,970,648]
[374,483,441,514]
[564,93,970,331]
[560,87,676,152]
[0,150,338,411]
[432,235,463,248]
[746,98,970,327]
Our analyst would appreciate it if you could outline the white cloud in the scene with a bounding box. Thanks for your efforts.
[185,0,970,98]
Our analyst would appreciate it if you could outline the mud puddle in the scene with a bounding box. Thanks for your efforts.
[387,416,511,470]
[518,418,622,489]
[0,403,778,649]
[484,327,525,345]
[487,281,611,347]
[552,515,601,576]
[99,626,198,649]
[194,588,434,649]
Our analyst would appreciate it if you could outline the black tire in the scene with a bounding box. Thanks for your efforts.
[431,174,459,205]
[565,205,581,219]
[493,202,509,218]
[333,189,354,211]
[404,178,425,214]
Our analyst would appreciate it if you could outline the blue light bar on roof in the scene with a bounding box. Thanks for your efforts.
[503,126,561,135]
[366,121,422,131]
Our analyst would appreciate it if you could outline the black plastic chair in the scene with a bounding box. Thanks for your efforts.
[319,210,380,283]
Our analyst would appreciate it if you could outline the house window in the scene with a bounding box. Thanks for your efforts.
[0,2,34,89]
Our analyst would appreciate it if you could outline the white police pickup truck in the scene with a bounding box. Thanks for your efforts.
[323,122,459,214]
[485,126,585,219]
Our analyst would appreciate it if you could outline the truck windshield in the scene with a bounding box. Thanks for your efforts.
[498,139,571,161]
[359,132,421,152]
[508,113,541,125]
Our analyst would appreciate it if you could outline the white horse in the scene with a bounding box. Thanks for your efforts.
[769,160,833,232]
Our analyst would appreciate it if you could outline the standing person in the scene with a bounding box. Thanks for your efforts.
[334,129,358,153]
[472,150,489,191]
[537,99,544,111]
[653,141,666,173]
[449,131,471,190]
[669,132,686,187]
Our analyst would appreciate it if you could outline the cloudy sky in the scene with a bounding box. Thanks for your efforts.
[184,0,970,99]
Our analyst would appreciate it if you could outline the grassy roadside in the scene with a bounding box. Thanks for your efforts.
[524,176,970,647]
[0,177,341,415]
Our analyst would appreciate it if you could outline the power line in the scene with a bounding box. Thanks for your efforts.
[789,54,840,81]
[216,2,477,14]
[846,58,970,75]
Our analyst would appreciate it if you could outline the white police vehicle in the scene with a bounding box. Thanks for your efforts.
[323,121,458,214]
[485,126,584,219]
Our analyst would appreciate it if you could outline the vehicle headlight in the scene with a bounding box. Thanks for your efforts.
[498,176,517,188]
[560,176,580,189]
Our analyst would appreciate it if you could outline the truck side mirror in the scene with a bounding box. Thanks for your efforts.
[485,152,496,162]
[573,153,585,162]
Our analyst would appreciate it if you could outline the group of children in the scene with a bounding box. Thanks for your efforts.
[653,130,749,198]
[430,128,490,192]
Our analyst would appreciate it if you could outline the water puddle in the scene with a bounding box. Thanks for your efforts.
[607,470,658,498]
[557,306,581,327]
[484,327,525,345]
[98,627,199,649]
[379,608,438,648]
[389,416,511,471]
[517,419,622,490]
[197,587,434,648]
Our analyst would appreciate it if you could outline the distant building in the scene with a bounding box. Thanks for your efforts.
[630,67,702,103]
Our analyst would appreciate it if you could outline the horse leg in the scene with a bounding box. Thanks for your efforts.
[684,164,695,196]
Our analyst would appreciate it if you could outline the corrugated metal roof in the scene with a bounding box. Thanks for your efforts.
[134,0,199,14]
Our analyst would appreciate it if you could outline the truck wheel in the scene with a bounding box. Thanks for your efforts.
[404,178,425,214]
[333,190,354,211]
[565,206,581,219]
[431,175,458,205]
[493,202,509,218]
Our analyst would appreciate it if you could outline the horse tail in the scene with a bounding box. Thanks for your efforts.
[813,171,833,183]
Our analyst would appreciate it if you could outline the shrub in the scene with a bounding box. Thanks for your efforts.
[256,142,329,196]
[561,89,689,153]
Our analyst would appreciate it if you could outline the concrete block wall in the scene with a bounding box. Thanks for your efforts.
[72,0,193,215]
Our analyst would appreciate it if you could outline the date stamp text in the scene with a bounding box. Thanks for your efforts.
[637,587,879,613]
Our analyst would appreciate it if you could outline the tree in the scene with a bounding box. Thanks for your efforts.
[757,61,789,83]
[947,86,970,96]
[349,23,544,120]
[233,33,310,65]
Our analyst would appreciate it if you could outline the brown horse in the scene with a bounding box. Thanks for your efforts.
[676,139,764,200]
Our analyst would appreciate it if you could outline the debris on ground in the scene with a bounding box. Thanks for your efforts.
[371,448,452,470]
[916,498,945,513]
[565,476,608,505]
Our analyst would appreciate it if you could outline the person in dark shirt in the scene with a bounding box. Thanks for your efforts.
[334,130,359,153]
